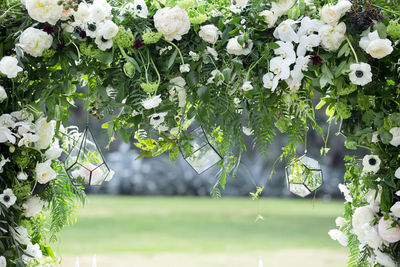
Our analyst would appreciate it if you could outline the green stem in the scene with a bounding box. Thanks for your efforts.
[246,55,266,81]
[0,3,20,20]
[346,36,359,63]
[137,50,149,84]
[372,4,400,16]
[165,40,185,65]
[148,50,161,88]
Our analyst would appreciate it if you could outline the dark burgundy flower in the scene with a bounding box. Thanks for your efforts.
[56,42,66,50]
[79,30,87,38]
[242,59,248,69]
[310,55,322,66]
[43,24,54,35]
[134,39,144,49]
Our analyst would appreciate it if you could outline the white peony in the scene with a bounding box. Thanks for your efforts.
[17,172,28,180]
[362,154,381,174]
[335,216,347,228]
[18,27,53,57]
[97,20,119,40]
[359,31,393,59]
[352,206,375,230]
[328,229,348,246]
[0,86,7,102]
[349,63,372,86]
[378,217,400,243]
[199,24,220,44]
[273,20,299,43]
[22,196,45,218]
[227,37,244,55]
[25,0,63,24]
[241,81,253,91]
[259,10,278,28]
[0,188,16,208]
[318,22,346,52]
[374,250,396,267]
[271,0,295,16]
[0,256,5,267]
[0,56,22,79]
[141,95,162,110]
[154,6,190,41]
[389,127,400,147]
[35,118,55,150]
[390,202,400,218]
[35,160,57,184]
[12,226,30,245]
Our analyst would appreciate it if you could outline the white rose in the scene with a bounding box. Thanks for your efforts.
[378,217,400,243]
[328,229,348,246]
[73,2,90,23]
[389,127,400,147]
[18,27,53,57]
[356,224,382,249]
[319,22,346,52]
[35,160,57,184]
[35,118,55,150]
[352,206,375,230]
[0,56,23,79]
[12,226,30,245]
[259,10,278,28]
[374,250,397,267]
[24,242,42,259]
[0,256,5,267]
[45,144,62,160]
[0,86,7,102]
[154,6,190,41]
[366,39,393,59]
[271,0,295,16]
[26,0,63,25]
[227,37,244,55]
[320,4,341,26]
[199,24,220,44]
[335,216,347,228]
[22,196,45,217]
[97,20,119,40]
[390,201,400,218]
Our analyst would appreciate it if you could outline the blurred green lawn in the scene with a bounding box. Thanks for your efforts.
[53,196,345,255]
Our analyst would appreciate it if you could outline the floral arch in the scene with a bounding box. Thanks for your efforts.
[0,0,400,266]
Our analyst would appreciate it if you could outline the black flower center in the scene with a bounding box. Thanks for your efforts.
[101,37,108,43]
[355,70,364,78]
[369,158,376,166]
[137,5,142,10]
[153,116,160,120]
[88,24,96,31]
[3,195,10,202]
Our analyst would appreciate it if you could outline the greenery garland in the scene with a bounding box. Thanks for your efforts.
[0,0,399,265]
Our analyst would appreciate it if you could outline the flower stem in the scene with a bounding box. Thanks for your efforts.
[165,40,185,65]
[246,55,266,81]
[148,49,161,88]
[372,4,400,16]
[346,36,359,63]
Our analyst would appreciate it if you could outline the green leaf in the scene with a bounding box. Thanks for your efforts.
[374,22,387,39]
[337,43,349,58]
[187,71,199,87]
[93,52,113,64]
[337,84,357,96]
[197,86,209,102]
[378,129,392,144]
[344,139,357,150]
[167,49,178,70]
[120,128,130,143]
[267,42,280,49]
[222,68,232,82]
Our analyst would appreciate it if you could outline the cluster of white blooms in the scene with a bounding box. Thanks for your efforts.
[120,0,149,18]
[259,0,295,29]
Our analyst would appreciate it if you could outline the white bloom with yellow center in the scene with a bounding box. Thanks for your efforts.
[262,73,279,91]
[25,0,62,24]
[273,19,299,43]
[35,160,57,184]
[270,57,290,80]
[359,31,393,59]
[274,41,296,65]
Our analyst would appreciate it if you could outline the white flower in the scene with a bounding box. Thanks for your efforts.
[84,20,99,38]
[206,46,219,61]
[36,160,57,184]
[199,24,220,44]
[73,2,90,23]
[320,1,351,26]
[359,31,393,59]
[19,27,53,57]
[390,202,400,218]
[24,242,42,260]
[273,20,299,43]
[25,0,62,24]
[292,56,311,80]
[0,56,22,78]
[231,0,249,7]
[0,114,15,129]
[271,0,295,16]
[396,190,400,197]
[95,36,113,51]
[356,224,382,249]
[22,196,45,218]
[0,256,5,267]
[349,63,372,86]
[89,2,109,22]
[0,155,10,173]
[242,126,253,136]
[97,20,119,39]
[17,172,28,181]
[0,86,7,102]
[122,0,149,18]
[18,132,40,147]
[0,127,16,144]
[335,0,353,14]
[259,10,278,28]
[0,189,16,208]
[149,112,167,127]
[35,118,55,150]
[335,216,347,228]
[11,110,33,122]
[328,229,348,246]
[207,70,224,85]
[274,41,296,65]
[270,57,290,80]
[297,17,324,37]
[12,226,30,245]
[365,188,381,212]
[154,6,190,41]
[227,37,243,55]
[372,131,379,143]
[318,22,346,52]
[179,64,190,73]
[378,217,400,243]
[362,154,381,174]
[169,77,187,108]
[141,95,162,110]
[263,73,279,91]
[45,142,62,160]
[297,35,320,57]
[395,167,400,179]
[389,127,400,147]
[352,206,375,230]
[189,51,200,61]
[285,77,302,93]
[374,250,396,267]
[241,81,253,91]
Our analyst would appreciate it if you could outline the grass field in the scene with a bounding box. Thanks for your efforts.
[53,196,348,266]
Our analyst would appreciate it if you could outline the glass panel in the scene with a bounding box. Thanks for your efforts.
[304,170,323,191]
[185,145,221,174]
[289,183,311,198]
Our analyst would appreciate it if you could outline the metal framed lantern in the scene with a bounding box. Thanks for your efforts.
[179,124,222,174]
[63,126,110,186]
[285,155,323,197]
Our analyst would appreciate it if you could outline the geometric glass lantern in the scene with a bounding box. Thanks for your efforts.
[285,155,323,197]
[179,124,222,174]
[63,126,110,186]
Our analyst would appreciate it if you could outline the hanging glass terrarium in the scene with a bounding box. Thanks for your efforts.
[285,155,323,197]
[179,124,222,174]
[64,127,110,186]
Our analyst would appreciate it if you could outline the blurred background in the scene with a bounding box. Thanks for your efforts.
[53,102,357,266]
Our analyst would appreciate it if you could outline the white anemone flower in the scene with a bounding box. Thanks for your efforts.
[297,34,320,57]
[274,41,296,65]
[84,20,99,38]
[273,20,299,43]
[262,73,279,91]
[389,127,400,147]
[362,154,381,174]
[359,31,393,59]
[349,63,372,86]
[149,112,167,127]
[141,95,162,110]
[95,36,113,51]
[270,57,290,80]
[0,188,17,208]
